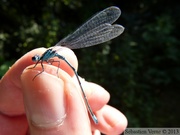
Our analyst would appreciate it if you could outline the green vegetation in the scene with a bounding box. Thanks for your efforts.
[0,0,179,127]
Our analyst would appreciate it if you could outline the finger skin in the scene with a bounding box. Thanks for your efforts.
[0,114,28,135]
[0,47,77,116]
[21,65,92,135]
[84,82,110,111]
[95,105,128,135]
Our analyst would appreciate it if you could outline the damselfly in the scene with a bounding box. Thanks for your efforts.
[30,6,124,124]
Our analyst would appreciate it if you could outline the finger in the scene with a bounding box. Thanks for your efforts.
[95,105,127,135]
[52,46,78,72]
[0,47,78,116]
[21,64,91,135]
[81,81,127,134]
[80,81,110,111]
[0,114,28,135]
[0,47,41,116]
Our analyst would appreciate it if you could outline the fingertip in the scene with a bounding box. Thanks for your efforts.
[96,105,127,135]
[55,47,78,71]
[21,66,68,132]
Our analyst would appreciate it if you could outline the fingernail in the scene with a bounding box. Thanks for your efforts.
[22,72,66,128]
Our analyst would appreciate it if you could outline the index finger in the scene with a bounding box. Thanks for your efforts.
[0,47,78,116]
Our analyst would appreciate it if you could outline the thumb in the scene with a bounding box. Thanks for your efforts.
[21,64,91,135]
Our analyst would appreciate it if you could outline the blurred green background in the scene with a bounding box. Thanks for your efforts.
[0,0,180,127]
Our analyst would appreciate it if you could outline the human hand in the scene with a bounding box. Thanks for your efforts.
[0,47,127,135]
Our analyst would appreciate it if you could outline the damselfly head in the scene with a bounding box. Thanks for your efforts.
[32,55,40,62]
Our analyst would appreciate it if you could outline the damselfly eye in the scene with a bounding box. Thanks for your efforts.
[32,55,40,62]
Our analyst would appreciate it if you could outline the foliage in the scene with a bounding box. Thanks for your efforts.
[0,0,180,127]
